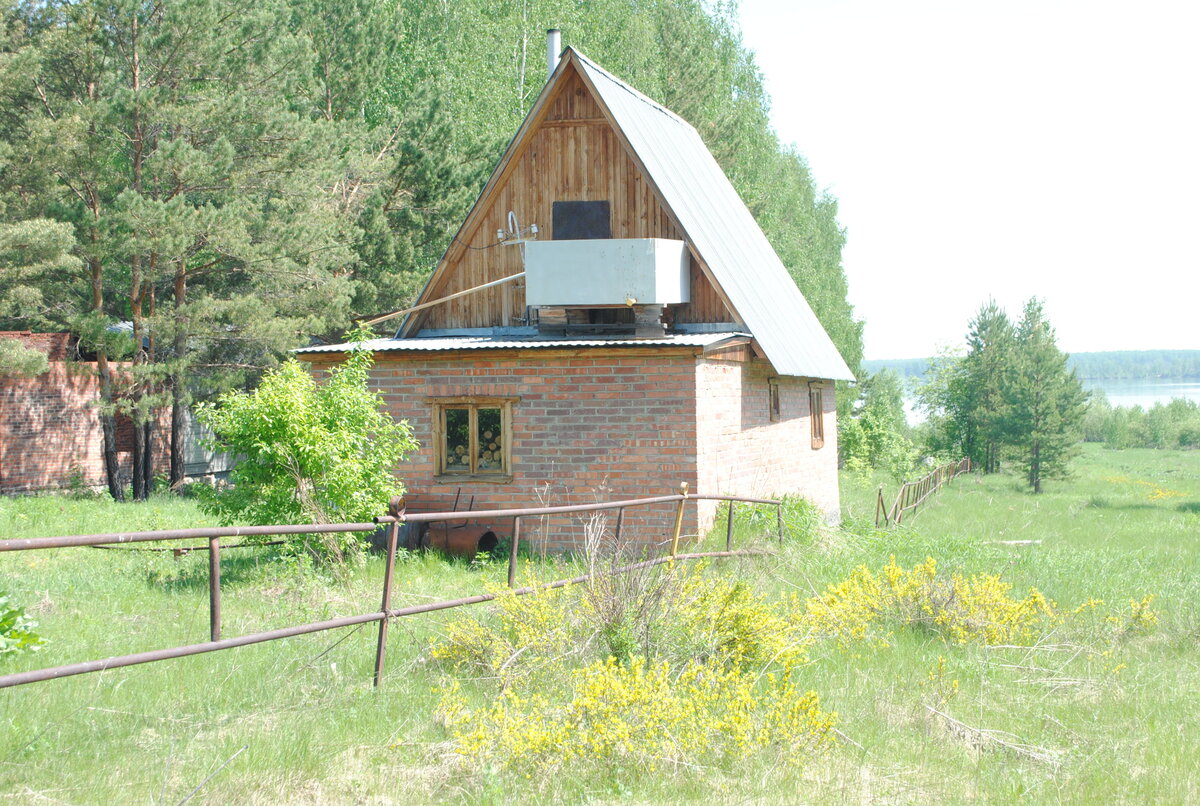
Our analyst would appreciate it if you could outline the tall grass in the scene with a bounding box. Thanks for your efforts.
[2,445,1198,803]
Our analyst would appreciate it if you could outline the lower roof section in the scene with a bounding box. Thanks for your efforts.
[296,331,752,356]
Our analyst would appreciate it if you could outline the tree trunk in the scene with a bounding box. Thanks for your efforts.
[130,260,147,501]
[169,260,188,487]
[90,254,124,502]
[128,14,150,502]
[1030,441,1041,494]
[140,285,156,496]
[97,353,124,502]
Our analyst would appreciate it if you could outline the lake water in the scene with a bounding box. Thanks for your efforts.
[903,377,1200,424]
[1082,378,1200,409]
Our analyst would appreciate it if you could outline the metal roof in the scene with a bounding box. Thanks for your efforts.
[297,331,751,355]
[571,51,855,381]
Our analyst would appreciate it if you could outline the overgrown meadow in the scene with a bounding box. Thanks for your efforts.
[1,442,1197,803]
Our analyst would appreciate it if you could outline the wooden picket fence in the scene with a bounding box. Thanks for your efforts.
[875,458,971,527]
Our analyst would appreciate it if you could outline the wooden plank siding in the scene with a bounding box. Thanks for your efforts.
[408,65,735,332]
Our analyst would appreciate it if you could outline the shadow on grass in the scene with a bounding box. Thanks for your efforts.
[1084,498,1160,512]
[144,548,281,592]
[1176,501,1200,514]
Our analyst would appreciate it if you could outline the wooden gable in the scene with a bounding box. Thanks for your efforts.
[402,57,737,335]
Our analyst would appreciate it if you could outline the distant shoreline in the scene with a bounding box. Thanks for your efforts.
[864,350,1200,382]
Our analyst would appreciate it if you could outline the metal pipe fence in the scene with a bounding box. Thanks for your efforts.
[0,488,783,690]
[875,458,971,527]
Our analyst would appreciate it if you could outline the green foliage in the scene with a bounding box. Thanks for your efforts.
[0,590,45,658]
[1002,298,1087,493]
[0,336,47,378]
[1084,396,1200,449]
[1069,349,1200,380]
[919,298,1084,492]
[197,331,417,560]
[3,445,1199,802]
[840,369,916,480]
[0,0,863,498]
[916,300,1014,472]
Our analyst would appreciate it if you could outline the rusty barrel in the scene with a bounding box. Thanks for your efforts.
[422,526,499,557]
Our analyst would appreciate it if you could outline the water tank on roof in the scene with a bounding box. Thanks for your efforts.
[523,238,690,307]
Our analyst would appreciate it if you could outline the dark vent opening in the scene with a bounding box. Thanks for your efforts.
[552,200,611,240]
[588,308,634,325]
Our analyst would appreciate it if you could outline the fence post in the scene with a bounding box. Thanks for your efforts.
[208,536,221,642]
[669,482,689,559]
[508,517,521,588]
[373,496,403,688]
[726,502,735,550]
[614,507,625,550]
[776,503,784,547]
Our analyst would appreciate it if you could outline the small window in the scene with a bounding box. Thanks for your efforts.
[809,383,825,450]
[768,377,781,422]
[431,397,516,481]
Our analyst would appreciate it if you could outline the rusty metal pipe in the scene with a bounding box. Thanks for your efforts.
[508,517,521,588]
[2,494,781,553]
[0,522,381,552]
[208,536,221,642]
[0,549,769,690]
[373,499,403,687]
[378,494,782,525]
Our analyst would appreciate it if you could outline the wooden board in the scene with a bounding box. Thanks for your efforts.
[408,63,735,331]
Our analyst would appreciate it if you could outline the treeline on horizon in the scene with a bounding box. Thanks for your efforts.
[0,0,862,499]
[864,350,1200,382]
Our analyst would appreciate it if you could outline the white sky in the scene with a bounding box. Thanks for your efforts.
[736,0,1200,360]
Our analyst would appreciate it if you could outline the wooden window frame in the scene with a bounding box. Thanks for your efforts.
[429,396,517,483]
[809,383,826,450]
[767,377,781,422]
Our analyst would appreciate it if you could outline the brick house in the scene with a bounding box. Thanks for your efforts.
[300,46,854,549]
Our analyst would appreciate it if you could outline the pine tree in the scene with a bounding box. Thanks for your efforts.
[1003,298,1086,493]
[1,0,357,496]
[960,300,1015,473]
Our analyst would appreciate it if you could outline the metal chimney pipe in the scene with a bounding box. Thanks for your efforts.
[547,29,561,77]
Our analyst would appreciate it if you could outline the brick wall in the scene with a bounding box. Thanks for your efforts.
[340,349,702,553]
[311,347,842,553]
[0,348,169,494]
[694,357,840,531]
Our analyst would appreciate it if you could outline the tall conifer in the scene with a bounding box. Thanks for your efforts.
[1003,298,1086,493]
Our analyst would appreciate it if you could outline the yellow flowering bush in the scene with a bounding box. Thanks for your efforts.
[428,557,1159,778]
[800,556,1059,646]
[430,578,576,676]
[438,655,836,773]
[1104,594,1159,635]
[670,566,813,668]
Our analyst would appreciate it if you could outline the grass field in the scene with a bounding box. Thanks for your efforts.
[1,443,1197,803]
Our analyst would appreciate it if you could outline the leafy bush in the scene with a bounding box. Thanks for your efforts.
[840,369,917,480]
[1084,396,1200,449]
[1,591,45,658]
[197,331,417,562]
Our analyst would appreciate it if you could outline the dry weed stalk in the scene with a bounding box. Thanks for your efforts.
[579,508,681,662]
[924,706,1062,767]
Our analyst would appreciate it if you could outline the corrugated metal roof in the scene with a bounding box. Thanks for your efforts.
[297,331,750,355]
[572,51,855,381]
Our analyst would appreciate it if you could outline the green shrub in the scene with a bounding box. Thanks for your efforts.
[1084,396,1200,450]
[197,329,417,562]
[0,591,45,658]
